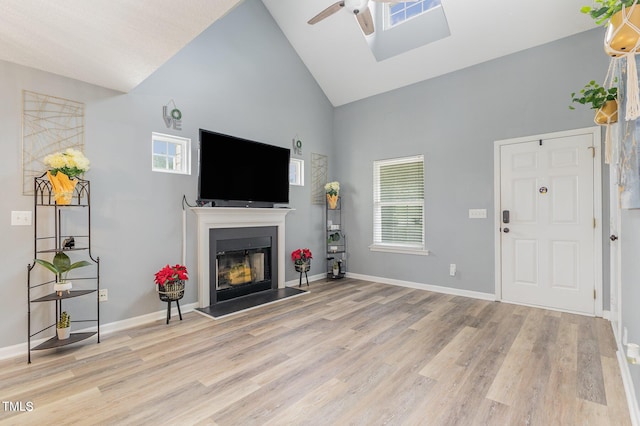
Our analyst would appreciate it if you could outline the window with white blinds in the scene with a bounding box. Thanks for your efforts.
[371,155,427,255]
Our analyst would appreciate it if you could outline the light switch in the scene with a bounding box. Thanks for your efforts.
[468,209,487,219]
[11,211,32,226]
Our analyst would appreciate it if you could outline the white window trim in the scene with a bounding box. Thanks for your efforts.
[290,158,304,186]
[369,243,430,256]
[371,154,428,256]
[152,132,191,175]
[384,0,442,30]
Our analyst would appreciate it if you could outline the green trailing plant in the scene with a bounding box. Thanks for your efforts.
[35,251,91,282]
[327,232,341,243]
[570,80,618,110]
[581,0,637,26]
[57,311,70,329]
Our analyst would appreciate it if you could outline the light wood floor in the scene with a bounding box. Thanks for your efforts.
[0,279,631,425]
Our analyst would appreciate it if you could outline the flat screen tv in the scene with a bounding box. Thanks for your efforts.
[198,129,290,207]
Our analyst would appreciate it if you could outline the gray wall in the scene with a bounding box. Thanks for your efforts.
[0,0,333,348]
[622,209,640,402]
[333,28,611,296]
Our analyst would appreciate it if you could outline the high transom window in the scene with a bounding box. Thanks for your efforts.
[386,0,442,29]
[151,132,191,175]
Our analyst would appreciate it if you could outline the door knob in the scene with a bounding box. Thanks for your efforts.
[503,228,510,233]
[610,234,618,241]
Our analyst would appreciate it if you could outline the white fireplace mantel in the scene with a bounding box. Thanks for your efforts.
[191,207,293,308]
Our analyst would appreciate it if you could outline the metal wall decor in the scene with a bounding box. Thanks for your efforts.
[163,99,182,130]
[22,90,85,195]
[292,136,303,156]
[311,153,328,204]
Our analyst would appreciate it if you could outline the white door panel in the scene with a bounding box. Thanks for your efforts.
[500,134,595,314]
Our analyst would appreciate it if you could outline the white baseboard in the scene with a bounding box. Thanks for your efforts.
[98,302,198,335]
[611,321,640,426]
[603,310,612,320]
[285,273,325,288]
[0,302,198,362]
[345,272,496,301]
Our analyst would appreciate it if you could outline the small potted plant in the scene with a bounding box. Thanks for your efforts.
[43,148,90,204]
[581,0,640,54]
[570,80,618,124]
[325,181,340,209]
[35,251,91,296]
[57,311,71,340]
[332,260,341,277]
[291,248,312,272]
[154,264,188,302]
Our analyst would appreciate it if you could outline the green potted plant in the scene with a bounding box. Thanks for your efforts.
[35,251,91,296]
[332,260,341,277]
[581,0,636,25]
[581,0,640,54]
[57,311,71,340]
[570,80,618,124]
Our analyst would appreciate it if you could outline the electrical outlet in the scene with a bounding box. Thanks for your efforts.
[11,211,32,226]
[449,263,456,276]
[98,289,108,302]
[468,209,487,219]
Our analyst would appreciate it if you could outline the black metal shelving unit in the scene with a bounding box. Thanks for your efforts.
[326,195,346,279]
[26,173,100,363]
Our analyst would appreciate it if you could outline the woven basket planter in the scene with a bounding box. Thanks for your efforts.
[158,281,185,302]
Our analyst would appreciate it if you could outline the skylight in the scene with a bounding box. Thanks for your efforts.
[386,0,442,29]
[367,0,450,62]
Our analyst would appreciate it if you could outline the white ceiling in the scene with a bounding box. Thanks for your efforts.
[263,0,599,106]
[0,0,241,92]
[0,0,597,106]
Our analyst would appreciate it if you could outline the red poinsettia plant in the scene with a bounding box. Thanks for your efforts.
[291,248,312,265]
[154,264,189,286]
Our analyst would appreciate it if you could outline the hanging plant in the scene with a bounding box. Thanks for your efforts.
[581,0,637,26]
[570,80,618,110]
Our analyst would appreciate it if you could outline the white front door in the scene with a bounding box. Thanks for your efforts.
[498,130,598,315]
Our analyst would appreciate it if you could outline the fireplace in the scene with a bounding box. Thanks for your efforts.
[210,226,277,304]
[191,207,293,309]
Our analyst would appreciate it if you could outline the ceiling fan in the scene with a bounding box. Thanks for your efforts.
[307,0,415,36]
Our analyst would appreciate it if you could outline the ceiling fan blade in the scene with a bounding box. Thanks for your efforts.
[308,1,345,25]
[355,7,374,35]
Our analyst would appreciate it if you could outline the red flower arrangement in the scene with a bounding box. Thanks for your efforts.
[154,264,189,286]
[291,248,312,265]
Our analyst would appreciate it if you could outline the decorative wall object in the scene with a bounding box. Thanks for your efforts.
[311,153,328,204]
[292,135,303,156]
[162,99,182,130]
[22,91,85,195]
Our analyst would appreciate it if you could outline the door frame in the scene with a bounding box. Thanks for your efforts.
[609,124,622,337]
[493,126,603,316]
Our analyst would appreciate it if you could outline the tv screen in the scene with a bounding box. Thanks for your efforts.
[198,129,290,206]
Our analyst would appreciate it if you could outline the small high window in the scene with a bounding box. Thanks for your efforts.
[289,158,304,186]
[386,0,442,28]
[152,132,191,175]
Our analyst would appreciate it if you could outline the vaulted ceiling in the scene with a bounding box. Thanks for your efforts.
[0,0,597,106]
